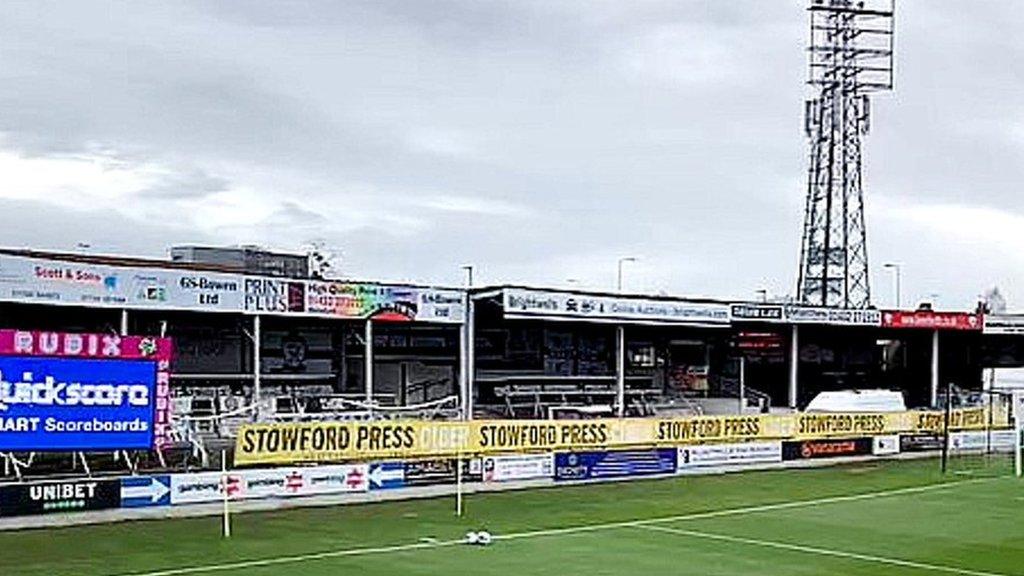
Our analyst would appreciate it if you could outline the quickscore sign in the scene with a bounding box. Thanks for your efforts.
[0,330,173,451]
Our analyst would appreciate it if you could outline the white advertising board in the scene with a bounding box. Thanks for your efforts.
[169,465,368,505]
[482,454,555,482]
[983,315,1024,335]
[949,430,1016,453]
[872,435,900,456]
[677,442,783,470]
[0,254,245,313]
[503,288,730,326]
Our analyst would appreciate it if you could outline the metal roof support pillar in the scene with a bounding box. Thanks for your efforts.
[788,325,799,409]
[616,325,626,418]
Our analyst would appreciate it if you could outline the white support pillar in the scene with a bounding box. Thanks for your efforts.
[738,357,746,414]
[459,294,476,421]
[458,294,468,420]
[253,315,262,419]
[364,320,374,409]
[788,325,799,409]
[458,319,468,420]
[119,309,129,336]
[466,297,476,421]
[616,326,626,418]
[931,329,940,408]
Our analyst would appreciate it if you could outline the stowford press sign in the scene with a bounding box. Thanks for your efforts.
[0,330,174,451]
[502,288,730,326]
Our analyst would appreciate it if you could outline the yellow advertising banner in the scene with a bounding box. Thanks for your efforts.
[233,408,1010,465]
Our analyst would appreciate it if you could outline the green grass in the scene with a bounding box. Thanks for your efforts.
[2,456,1021,576]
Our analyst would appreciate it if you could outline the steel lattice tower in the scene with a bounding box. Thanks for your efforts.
[796,0,894,308]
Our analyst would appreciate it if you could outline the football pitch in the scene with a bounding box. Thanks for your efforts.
[3,457,1022,576]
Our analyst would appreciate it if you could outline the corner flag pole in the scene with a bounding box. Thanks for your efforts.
[221,449,232,538]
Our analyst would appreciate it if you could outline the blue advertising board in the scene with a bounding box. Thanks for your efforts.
[555,449,677,481]
[0,356,158,451]
[120,475,171,508]
[368,462,406,490]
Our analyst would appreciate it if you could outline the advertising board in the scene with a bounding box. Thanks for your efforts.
[403,458,482,487]
[554,449,676,481]
[783,306,881,327]
[871,435,900,456]
[368,462,406,490]
[0,254,243,313]
[730,304,784,322]
[983,314,1024,335]
[728,303,882,327]
[503,288,730,326]
[305,281,464,324]
[677,442,782,470]
[882,310,982,331]
[169,465,368,505]
[782,438,873,460]
[794,413,906,439]
[120,475,171,508]
[900,433,943,452]
[950,430,1016,453]
[0,330,173,450]
[0,478,121,517]
[482,454,555,482]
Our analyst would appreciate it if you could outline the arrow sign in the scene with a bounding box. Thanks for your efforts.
[121,475,171,507]
[368,463,404,490]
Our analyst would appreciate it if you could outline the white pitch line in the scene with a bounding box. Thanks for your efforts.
[113,475,1000,576]
[495,475,998,541]
[636,524,1012,576]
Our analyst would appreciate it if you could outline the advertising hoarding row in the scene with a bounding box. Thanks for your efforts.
[0,253,464,324]
[0,428,983,518]
[0,253,1015,330]
[233,408,1004,465]
[0,330,173,451]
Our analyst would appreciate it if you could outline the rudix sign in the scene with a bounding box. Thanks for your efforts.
[0,330,173,451]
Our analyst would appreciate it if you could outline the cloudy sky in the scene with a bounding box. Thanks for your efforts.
[0,1,1020,309]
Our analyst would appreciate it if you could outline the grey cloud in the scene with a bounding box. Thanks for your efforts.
[0,1,1020,309]
[142,169,231,200]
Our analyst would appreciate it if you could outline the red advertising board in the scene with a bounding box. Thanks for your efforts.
[881,311,982,331]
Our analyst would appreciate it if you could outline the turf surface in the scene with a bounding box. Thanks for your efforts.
[2,456,1021,576]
